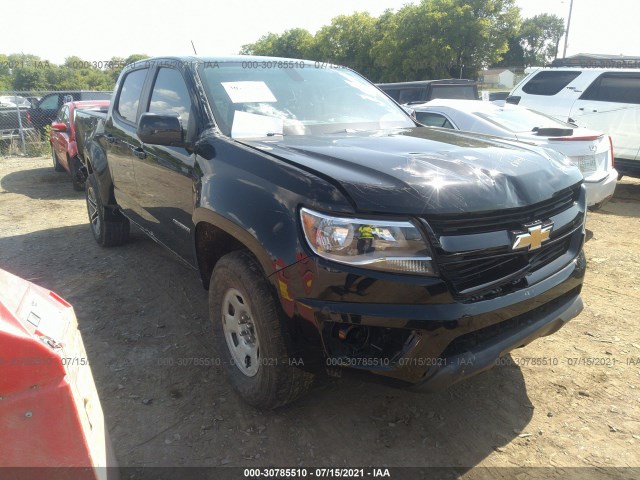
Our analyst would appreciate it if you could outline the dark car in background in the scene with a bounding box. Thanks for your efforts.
[377,79,479,104]
[0,95,34,141]
[50,100,110,190]
[30,91,111,134]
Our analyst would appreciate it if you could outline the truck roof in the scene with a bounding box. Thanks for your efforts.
[128,55,319,68]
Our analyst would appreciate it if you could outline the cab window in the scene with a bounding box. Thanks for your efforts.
[148,68,192,128]
[116,68,148,123]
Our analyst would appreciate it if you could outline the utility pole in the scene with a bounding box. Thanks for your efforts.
[562,0,574,58]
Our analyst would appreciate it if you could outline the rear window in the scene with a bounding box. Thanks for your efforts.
[476,106,572,133]
[430,85,477,100]
[521,71,581,96]
[415,111,454,128]
[580,73,640,104]
[380,88,400,101]
[397,88,424,104]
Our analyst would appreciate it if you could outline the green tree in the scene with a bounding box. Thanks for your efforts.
[0,54,12,90]
[241,29,313,59]
[311,13,377,77]
[240,33,280,55]
[124,54,150,65]
[369,9,403,82]
[371,0,520,81]
[12,67,47,90]
[520,14,565,66]
[493,36,525,68]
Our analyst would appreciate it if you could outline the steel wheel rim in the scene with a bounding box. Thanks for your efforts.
[86,185,101,237]
[221,288,260,377]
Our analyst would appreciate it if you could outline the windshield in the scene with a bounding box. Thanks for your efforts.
[198,62,413,138]
[476,106,572,133]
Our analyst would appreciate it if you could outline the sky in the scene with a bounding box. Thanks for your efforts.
[2,0,638,65]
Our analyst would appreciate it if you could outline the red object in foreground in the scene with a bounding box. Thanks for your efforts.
[0,269,116,478]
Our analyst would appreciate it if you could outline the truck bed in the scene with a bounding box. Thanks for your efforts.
[74,108,108,164]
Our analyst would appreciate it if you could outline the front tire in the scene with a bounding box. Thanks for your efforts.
[52,145,65,172]
[85,173,130,247]
[209,250,315,409]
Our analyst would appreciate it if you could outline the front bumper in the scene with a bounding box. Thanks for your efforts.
[412,291,582,392]
[584,168,617,208]
[282,245,585,389]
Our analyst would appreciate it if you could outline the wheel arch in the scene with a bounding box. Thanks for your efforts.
[193,208,277,290]
[84,139,117,206]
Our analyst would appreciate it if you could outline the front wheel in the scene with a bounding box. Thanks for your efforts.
[209,250,315,409]
[85,173,130,247]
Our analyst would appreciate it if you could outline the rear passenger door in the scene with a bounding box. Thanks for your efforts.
[570,72,640,161]
[133,65,198,264]
[106,67,150,220]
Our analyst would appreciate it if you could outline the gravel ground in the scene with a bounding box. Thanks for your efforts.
[0,156,639,478]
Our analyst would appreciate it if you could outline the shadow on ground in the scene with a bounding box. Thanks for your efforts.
[596,178,640,219]
[0,224,533,471]
[1,166,79,200]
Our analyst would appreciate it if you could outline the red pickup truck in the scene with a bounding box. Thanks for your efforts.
[50,100,110,190]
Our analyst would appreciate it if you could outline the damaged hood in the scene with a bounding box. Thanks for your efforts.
[238,127,583,215]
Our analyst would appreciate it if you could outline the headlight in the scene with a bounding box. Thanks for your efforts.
[300,208,435,275]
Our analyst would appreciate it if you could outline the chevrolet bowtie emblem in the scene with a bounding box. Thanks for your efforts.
[511,222,553,251]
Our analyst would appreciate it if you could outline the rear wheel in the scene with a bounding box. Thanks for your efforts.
[51,145,64,172]
[85,173,130,247]
[209,250,315,409]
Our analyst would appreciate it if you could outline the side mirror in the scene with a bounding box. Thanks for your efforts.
[51,122,67,132]
[137,113,183,146]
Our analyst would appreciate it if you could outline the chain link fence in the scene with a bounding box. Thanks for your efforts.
[0,90,111,157]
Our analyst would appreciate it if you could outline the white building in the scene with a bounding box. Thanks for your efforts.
[480,68,515,89]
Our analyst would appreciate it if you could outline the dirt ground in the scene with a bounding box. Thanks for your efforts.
[0,157,639,477]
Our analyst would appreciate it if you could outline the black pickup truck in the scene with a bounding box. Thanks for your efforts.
[78,56,586,408]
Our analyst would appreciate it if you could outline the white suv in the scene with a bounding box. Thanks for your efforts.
[507,68,640,177]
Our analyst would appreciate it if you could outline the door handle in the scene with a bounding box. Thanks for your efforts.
[579,107,584,111]
[131,146,146,159]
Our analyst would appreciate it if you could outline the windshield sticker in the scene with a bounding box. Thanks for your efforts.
[222,81,277,104]
[231,111,284,138]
